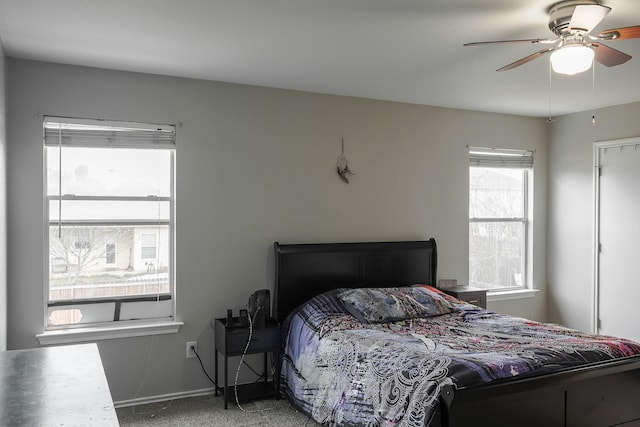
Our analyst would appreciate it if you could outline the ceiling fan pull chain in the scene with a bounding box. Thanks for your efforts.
[592,59,596,126]
[548,61,552,121]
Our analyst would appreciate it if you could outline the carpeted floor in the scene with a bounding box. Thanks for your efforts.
[116,394,321,426]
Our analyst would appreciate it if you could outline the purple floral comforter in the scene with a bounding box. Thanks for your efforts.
[279,287,640,427]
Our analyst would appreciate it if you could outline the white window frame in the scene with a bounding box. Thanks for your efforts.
[468,147,533,293]
[38,116,182,344]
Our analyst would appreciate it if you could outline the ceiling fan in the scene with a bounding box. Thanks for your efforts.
[464,0,640,75]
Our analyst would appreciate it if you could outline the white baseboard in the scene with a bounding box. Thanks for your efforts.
[114,387,217,408]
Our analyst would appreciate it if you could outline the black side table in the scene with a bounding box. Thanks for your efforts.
[214,317,280,409]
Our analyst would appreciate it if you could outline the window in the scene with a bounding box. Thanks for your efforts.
[141,234,157,259]
[105,242,116,265]
[44,116,176,329]
[469,147,533,291]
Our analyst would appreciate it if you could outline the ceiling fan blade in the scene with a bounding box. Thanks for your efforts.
[597,25,640,41]
[591,43,632,67]
[464,38,555,47]
[497,47,555,71]
[569,4,611,33]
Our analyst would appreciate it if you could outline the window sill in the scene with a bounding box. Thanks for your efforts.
[35,320,183,346]
[487,288,539,302]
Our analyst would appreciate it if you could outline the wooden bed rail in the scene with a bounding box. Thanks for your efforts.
[435,356,640,427]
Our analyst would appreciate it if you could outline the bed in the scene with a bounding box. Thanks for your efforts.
[274,239,640,427]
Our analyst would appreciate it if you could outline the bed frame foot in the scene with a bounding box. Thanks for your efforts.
[436,384,455,427]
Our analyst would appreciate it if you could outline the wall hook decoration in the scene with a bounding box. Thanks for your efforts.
[337,137,355,183]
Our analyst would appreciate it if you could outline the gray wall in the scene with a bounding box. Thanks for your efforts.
[547,101,640,332]
[0,38,7,351]
[6,58,547,403]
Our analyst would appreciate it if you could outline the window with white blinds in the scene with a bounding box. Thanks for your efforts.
[43,116,176,329]
[468,147,534,169]
[469,147,533,291]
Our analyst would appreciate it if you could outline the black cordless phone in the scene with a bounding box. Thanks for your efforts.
[246,289,270,329]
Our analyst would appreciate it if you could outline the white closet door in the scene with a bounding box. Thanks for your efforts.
[597,141,640,342]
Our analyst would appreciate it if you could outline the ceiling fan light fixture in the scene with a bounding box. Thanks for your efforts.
[550,44,595,75]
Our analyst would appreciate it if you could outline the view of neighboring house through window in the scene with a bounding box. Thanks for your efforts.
[44,116,176,328]
[469,147,533,291]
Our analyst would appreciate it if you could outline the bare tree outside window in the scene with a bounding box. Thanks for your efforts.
[50,226,129,287]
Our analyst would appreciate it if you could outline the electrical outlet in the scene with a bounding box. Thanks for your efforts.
[186,341,198,359]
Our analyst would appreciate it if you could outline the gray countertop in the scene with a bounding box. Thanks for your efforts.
[0,343,118,426]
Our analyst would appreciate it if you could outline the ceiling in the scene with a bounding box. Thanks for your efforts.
[0,0,639,117]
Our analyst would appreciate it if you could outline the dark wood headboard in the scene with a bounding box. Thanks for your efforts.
[273,239,437,323]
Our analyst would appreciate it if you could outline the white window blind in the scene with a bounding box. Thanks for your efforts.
[469,147,534,169]
[44,117,176,148]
